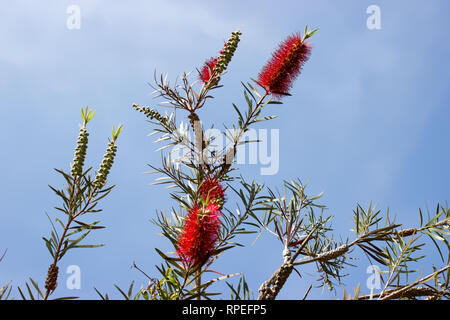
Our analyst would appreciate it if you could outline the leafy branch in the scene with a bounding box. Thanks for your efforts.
[15,108,122,300]
[254,181,450,300]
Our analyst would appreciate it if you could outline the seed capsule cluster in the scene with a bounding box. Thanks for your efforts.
[44,264,59,293]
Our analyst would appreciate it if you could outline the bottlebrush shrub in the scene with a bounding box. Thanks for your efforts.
[2,27,449,301]
[128,26,449,301]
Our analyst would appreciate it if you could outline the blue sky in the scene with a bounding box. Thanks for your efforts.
[1,0,449,299]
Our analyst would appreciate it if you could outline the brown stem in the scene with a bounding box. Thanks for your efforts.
[43,214,73,300]
[258,228,317,300]
[397,219,449,238]
[379,265,450,300]
[257,261,294,300]
[196,270,201,300]
[358,286,441,300]
[258,236,354,300]
[43,180,99,300]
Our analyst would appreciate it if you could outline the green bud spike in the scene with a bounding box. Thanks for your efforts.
[212,30,242,84]
[132,104,169,126]
[93,130,120,189]
[71,107,95,178]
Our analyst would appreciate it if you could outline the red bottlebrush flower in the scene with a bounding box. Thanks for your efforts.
[177,203,222,268]
[199,57,218,83]
[198,40,231,84]
[257,32,311,99]
[198,177,225,205]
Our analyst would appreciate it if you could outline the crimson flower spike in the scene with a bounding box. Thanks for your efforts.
[176,203,222,269]
[199,44,226,83]
[257,26,318,99]
[199,57,219,83]
[198,177,226,208]
[198,30,242,84]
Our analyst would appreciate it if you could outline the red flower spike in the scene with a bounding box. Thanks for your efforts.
[199,57,218,83]
[177,203,222,268]
[257,32,311,99]
[198,42,227,84]
[198,177,225,206]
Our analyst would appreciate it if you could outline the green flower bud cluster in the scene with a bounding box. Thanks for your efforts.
[93,140,118,189]
[212,30,242,79]
[132,104,169,125]
[71,126,89,178]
